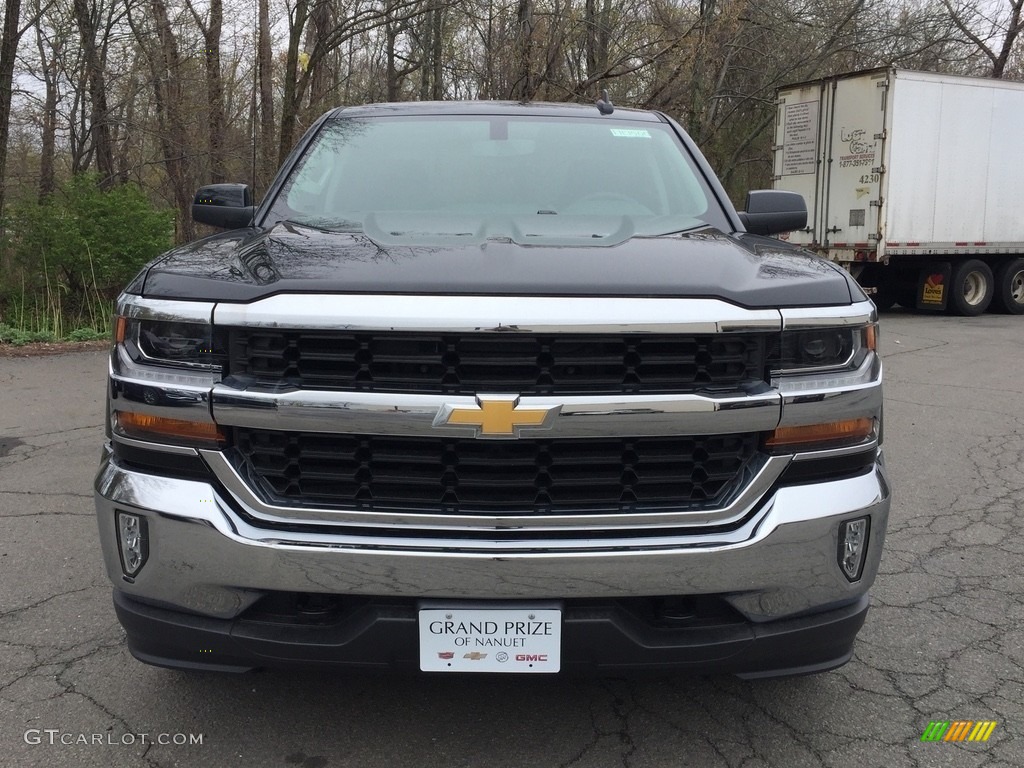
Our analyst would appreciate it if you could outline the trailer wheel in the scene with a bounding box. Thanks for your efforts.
[992,258,1024,314]
[896,284,917,310]
[872,290,897,311]
[948,259,994,316]
[872,286,897,313]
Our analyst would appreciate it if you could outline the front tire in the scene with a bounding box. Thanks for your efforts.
[948,259,993,316]
[992,258,1024,314]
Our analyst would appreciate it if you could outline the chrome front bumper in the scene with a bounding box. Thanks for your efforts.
[94,448,890,623]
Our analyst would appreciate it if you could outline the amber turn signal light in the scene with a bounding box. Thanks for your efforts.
[114,411,225,446]
[765,417,873,450]
[864,324,877,352]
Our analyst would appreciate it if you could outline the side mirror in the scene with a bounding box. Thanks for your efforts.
[738,190,807,236]
[192,184,256,229]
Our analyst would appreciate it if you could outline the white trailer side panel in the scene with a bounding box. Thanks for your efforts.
[985,85,1024,240]
[886,72,1009,245]
[883,75,941,244]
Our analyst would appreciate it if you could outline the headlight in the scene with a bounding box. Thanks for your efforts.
[771,324,876,374]
[765,318,880,453]
[110,298,225,449]
[117,317,226,370]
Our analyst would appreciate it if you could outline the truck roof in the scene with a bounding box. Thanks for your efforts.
[329,100,667,121]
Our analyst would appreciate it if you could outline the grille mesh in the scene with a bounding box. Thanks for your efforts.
[234,429,759,514]
[227,330,766,394]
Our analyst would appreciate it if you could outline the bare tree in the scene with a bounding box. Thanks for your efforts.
[511,0,535,98]
[130,0,196,240]
[34,1,58,199]
[0,0,24,229]
[186,0,227,182]
[257,0,275,190]
[943,0,1023,77]
[277,0,435,164]
[71,0,117,187]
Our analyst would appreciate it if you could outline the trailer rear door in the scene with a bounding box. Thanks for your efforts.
[822,71,888,252]
[773,83,825,248]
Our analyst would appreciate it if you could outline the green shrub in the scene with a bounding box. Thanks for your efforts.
[67,327,107,342]
[6,174,173,290]
[1,174,173,338]
[0,323,57,346]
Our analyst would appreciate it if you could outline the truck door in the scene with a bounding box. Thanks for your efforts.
[773,83,826,248]
[823,72,888,251]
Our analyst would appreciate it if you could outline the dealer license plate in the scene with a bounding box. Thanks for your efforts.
[418,606,561,673]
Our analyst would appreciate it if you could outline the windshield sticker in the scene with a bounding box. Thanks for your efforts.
[610,128,651,138]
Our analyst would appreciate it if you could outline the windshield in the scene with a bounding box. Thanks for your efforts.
[265,114,729,246]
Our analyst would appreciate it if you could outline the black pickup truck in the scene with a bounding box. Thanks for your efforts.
[95,100,889,677]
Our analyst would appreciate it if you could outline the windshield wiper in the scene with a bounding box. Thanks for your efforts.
[277,217,363,234]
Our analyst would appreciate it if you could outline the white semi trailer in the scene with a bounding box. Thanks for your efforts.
[773,67,1024,315]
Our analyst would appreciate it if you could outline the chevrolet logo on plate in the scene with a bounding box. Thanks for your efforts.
[435,395,559,438]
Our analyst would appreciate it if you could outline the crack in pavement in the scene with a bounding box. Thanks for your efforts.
[878,339,950,358]
[0,586,99,622]
[0,490,94,499]
[559,679,639,768]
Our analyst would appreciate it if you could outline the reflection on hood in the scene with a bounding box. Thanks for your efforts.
[139,223,858,307]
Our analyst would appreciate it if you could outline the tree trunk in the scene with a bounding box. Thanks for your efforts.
[991,0,1023,77]
[72,0,116,189]
[117,63,140,184]
[305,0,332,113]
[385,13,400,101]
[419,6,432,99]
[140,0,196,242]
[68,69,90,174]
[585,0,597,79]
[203,0,226,183]
[512,0,535,100]
[278,0,309,166]
[0,0,23,234]
[257,0,275,191]
[36,22,58,200]
[418,2,445,100]
[430,1,443,99]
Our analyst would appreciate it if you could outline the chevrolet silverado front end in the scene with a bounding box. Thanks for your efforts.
[94,101,889,676]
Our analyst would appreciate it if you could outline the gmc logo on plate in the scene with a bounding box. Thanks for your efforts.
[516,654,548,662]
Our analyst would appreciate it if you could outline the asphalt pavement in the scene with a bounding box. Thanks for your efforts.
[1,310,1022,767]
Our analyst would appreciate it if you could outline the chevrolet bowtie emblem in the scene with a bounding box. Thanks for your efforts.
[436,395,559,438]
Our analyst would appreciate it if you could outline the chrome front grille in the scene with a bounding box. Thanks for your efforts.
[226,330,768,395]
[233,429,760,515]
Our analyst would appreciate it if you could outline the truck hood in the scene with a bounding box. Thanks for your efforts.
[137,222,857,307]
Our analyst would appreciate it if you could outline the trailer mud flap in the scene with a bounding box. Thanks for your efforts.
[916,263,951,311]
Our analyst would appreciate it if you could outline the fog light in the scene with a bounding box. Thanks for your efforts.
[838,517,869,581]
[116,512,149,578]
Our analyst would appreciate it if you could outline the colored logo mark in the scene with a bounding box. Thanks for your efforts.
[920,721,997,742]
[440,396,556,437]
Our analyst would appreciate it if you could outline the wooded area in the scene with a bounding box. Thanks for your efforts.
[0,0,1021,339]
